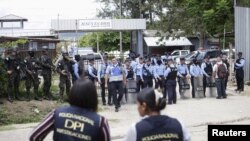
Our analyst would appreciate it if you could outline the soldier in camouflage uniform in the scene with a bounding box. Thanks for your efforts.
[57,52,72,101]
[40,47,54,100]
[24,50,41,101]
[5,49,21,102]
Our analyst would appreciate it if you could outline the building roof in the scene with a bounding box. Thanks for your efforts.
[144,37,193,47]
[0,14,28,22]
[143,30,185,37]
[0,36,61,43]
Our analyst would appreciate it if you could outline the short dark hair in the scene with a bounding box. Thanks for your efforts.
[137,88,166,112]
[68,79,98,112]
[180,57,185,61]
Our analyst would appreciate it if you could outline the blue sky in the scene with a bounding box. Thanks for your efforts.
[0,0,100,29]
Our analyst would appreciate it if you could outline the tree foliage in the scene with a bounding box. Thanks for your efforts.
[79,32,130,51]
[236,0,250,7]
[0,39,28,48]
[97,0,234,47]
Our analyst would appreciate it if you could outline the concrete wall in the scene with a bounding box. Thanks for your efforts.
[235,6,250,81]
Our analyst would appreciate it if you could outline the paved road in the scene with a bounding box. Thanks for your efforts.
[0,88,250,141]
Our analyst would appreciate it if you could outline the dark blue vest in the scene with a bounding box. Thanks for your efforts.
[136,115,183,141]
[53,106,102,141]
[167,67,178,80]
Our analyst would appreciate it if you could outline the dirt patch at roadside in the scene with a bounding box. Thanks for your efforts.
[0,99,64,126]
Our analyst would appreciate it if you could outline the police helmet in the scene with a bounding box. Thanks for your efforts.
[237,52,242,56]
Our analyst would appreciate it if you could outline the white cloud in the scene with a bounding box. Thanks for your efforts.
[0,0,100,29]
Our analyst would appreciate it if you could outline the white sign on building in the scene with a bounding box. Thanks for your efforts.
[78,20,112,30]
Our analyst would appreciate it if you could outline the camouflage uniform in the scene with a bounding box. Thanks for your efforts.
[5,52,21,102]
[40,51,54,100]
[57,57,72,100]
[24,51,40,101]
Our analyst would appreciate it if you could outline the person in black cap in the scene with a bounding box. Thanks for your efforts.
[234,52,245,93]
[124,88,191,141]
[201,55,213,97]
[142,59,154,88]
[164,58,178,104]
[189,59,203,98]
[177,57,190,99]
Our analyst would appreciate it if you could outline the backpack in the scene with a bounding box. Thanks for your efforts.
[217,64,227,79]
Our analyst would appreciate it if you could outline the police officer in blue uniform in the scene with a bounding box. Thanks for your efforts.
[124,88,191,141]
[234,52,245,93]
[177,58,190,99]
[154,59,166,93]
[105,58,126,112]
[190,59,203,98]
[106,60,114,106]
[72,54,84,83]
[142,59,154,88]
[201,56,213,97]
[98,58,108,105]
[124,59,134,102]
[88,59,98,83]
[164,59,178,104]
[134,57,144,92]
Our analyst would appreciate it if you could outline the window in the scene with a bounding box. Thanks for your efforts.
[206,51,221,58]
[172,51,180,56]
[196,52,205,60]
[48,43,55,49]
[181,51,189,56]
[2,22,22,28]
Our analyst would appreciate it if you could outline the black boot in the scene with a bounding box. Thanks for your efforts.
[15,93,22,101]
[8,96,13,103]
[26,91,31,101]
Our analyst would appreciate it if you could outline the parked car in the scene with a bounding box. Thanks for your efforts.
[184,49,222,66]
[170,50,190,60]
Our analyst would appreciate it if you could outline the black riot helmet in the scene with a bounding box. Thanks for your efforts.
[28,50,35,57]
[75,54,81,62]
[62,52,69,60]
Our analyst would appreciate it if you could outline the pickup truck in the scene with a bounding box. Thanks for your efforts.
[171,50,190,60]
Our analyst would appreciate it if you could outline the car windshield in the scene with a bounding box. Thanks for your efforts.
[185,51,197,59]
[197,52,206,60]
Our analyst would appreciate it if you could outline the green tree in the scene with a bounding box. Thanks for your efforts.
[0,39,28,48]
[236,0,250,7]
[97,0,159,27]
[97,0,234,48]
[79,32,130,52]
[153,0,233,48]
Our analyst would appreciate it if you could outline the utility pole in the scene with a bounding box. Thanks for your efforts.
[119,0,123,58]
[97,33,99,52]
[223,24,226,50]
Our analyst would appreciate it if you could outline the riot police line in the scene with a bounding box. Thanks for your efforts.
[2,47,245,105]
